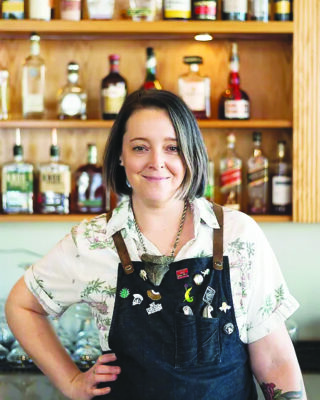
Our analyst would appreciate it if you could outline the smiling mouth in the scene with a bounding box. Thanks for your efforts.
[142,176,169,181]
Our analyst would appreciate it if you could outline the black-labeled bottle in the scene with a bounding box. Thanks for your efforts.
[274,0,292,21]
[221,0,248,21]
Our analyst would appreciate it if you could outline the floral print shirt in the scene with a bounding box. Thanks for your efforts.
[24,197,299,350]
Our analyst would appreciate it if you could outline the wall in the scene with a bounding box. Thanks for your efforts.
[0,221,319,340]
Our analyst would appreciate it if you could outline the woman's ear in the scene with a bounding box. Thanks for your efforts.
[119,157,123,166]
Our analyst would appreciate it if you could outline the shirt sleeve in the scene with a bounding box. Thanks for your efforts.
[24,230,82,317]
[242,216,299,343]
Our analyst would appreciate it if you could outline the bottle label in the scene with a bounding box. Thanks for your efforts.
[224,99,249,119]
[61,0,81,20]
[275,1,290,14]
[272,176,292,206]
[60,93,82,116]
[164,0,191,19]
[87,0,114,19]
[178,80,206,111]
[77,172,103,208]
[250,0,269,18]
[220,167,242,192]
[247,167,268,187]
[223,0,247,13]
[193,1,216,19]
[23,94,44,113]
[29,0,51,20]
[3,171,33,193]
[102,83,126,114]
[40,171,71,195]
[2,0,24,13]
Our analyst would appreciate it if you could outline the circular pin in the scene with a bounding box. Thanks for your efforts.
[193,273,204,286]
[223,322,234,335]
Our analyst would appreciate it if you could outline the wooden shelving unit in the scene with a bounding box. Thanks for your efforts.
[0,214,292,223]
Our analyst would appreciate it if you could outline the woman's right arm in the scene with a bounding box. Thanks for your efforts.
[5,277,120,400]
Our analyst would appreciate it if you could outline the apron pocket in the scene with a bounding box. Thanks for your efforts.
[174,313,197,368]
[198,317,221,364]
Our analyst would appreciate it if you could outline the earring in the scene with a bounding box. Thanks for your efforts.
[119,159,123,166]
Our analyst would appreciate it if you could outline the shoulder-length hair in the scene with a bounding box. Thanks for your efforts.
[103,89,208,200]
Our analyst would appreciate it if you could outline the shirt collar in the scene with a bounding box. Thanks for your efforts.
[105,196,220,240]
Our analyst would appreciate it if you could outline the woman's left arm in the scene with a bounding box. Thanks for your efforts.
[248,322,307,399]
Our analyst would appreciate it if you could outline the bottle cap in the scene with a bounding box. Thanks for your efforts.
[183,56,203,65]
[30,32,40,41]
[50,145,60,158]
[227,132,236,143]
[146,47,154,56]
[13,145,23,157]
[252,131,262,142]
[109,54,120,61]
[67,62,80,72]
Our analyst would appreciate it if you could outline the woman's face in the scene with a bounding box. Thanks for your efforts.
[120,108,186,205]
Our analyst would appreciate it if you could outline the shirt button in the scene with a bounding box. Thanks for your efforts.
[223,322,234,335]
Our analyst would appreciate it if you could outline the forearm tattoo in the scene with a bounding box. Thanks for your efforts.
[260,382,303,399]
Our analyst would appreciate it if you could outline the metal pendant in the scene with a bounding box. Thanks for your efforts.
[193,273,204,286]
[141,253,173,286]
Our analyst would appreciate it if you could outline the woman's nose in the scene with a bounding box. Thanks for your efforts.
[148,150,165,169]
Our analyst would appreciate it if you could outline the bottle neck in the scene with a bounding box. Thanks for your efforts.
[30,41,40,56]
[229,51,240,87]
[88,147,97,164]
[189,63,199,73]
[110,60,120,73]
[146,55,156,80]
[68,71,79,84]
[253,141,262,157]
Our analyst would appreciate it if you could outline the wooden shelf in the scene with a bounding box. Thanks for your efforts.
[0,20,293,39]
[0,214,292,223]
[0,119,292,129]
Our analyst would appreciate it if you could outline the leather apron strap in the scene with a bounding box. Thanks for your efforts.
[212,203,224,271]
[106,201,224,274]
[106,211,134,275]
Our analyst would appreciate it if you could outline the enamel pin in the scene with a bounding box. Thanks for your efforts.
[146,302,163,315]
[132,294,143,306]
[184,285,194,303]
[120,288,130,298]
[219,302,231,313]
[203,286,216,304]
[176,268,189,280]
[147,289,161,301]
[139,270,147,281]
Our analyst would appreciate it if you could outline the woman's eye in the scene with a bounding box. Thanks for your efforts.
[133,145,147,152]
[167,145,180,152]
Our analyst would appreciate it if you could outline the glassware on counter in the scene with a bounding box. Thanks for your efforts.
[6,345,33,368]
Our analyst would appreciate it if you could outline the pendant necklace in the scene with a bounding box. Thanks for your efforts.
[132,199,188,286]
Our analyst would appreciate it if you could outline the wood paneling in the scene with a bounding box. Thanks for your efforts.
[293,0,320,222]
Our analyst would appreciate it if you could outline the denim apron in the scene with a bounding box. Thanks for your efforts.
[96,203,257,400]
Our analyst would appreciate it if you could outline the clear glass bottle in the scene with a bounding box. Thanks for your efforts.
[1,129,34,214]
[142,47,162,90]
[247,131,269,214]
[222,0,248,21]
[218,42,250,120]
[29,0,51,20]
[73,144,106,213]
[249,0,270,21]
[101,54,127,120]
[60,0,81,20]
[0,69,10,120]
[219,132,242,210]
[37,129,71,214]
[57,62,87,120]
[22,33,45,119]
[178,56,211,119]
[271,140,292,215]
[163,0,191,20]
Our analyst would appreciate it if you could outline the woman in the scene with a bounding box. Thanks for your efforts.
[5,90,306,400]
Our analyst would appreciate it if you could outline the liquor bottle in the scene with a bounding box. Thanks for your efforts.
[22,33,45,119]
[220,133,242,211]
[178,56,211,119]
[163,0,191,20]
[218,42,250,120]
[0,69,10,120]
[274,0,292,21]
[204,160,215,202]
[193,0,217,20]
[29,0,51,20]
[247,131,269,214]
[2,0,24,19]
[101,54,127,120]
[73,144,106,213]
[249,0,270,21]
[57,62,87,120]
[142,47,162,90]
[60,0,81,20]
[271,140,292,215]
[221,0,248,21]
[1,129,34,214]
[37,129,71,214]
